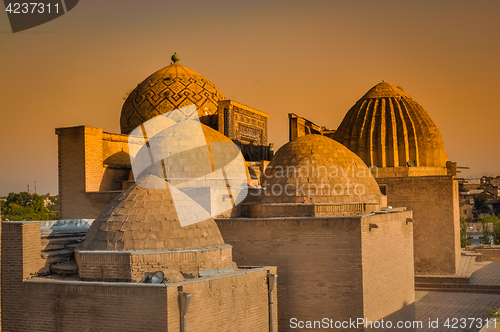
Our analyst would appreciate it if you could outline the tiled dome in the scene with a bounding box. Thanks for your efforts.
[120,56,225,135]
[82,181,226,251]
[262,135,382,204]
[333,82,447,168]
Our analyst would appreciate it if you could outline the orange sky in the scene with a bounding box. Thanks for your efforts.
[1,0,499,196]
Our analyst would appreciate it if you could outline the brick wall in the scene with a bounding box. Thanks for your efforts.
[376,175,460,275]
[217,213,415,332]
[469,248,500,261]
[166,267,277,332]
[23,281,168,331]
[217,217,365,331]
[56,127,87,219]
[100,133,131,192]
[2,221,274,332]
[361,212,415,331]
[83,127,104,192]
[57,127,128,219]
[1,221,45,331]
[0,223,2,332]
[77,246,235,282]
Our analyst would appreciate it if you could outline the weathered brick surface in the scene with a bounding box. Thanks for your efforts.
[217,212,415,332]
[1,221,44,331]
[56,126,129,219]
[376,175,460,275]
[167,267,277,332]
[23,282,168,332]
[2,221,275,331]
[0,224,2,332]
[470,248,500,261]
[77,246,235,282]
[218,217,365,331]
[360,212,416,331]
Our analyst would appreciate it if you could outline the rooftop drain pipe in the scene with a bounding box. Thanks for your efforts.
[179,291,191,332]
[268,273,278,332]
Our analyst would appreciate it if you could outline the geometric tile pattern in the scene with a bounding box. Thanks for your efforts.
[120,62,225,135]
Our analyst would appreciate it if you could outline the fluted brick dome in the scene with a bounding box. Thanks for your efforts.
[333,82,447,168]
[82,181,226,251]
[120,58,225,135]
[262,134,382,204]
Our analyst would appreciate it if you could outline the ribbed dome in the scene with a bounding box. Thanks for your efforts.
[333,82,447,168]
[262,135,382,204]
[82,182,226,251]
[120,61,225,135]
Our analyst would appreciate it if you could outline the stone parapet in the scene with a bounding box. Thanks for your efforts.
[241,202,385,218]
[76,245,235,282]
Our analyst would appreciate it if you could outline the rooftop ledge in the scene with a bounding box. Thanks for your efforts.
[76,244,232,255]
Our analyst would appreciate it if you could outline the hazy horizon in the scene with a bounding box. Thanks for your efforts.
[1,0,499,196]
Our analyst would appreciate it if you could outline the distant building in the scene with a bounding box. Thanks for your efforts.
[461,203,473,221]
[466,222,494,245]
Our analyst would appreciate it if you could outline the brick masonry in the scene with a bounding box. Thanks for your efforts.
[167,267,277,332]
[1,221,45,331]
[217,211,415,332]
[376,175,460,275]
[1,221,276,332]
[76,246,235,282]
[56,126,130,219]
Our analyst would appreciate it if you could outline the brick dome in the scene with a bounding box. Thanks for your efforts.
[82,181,226,251]
[333,82,447,168]
[120,58,225,135]
[262,135,382,204]
[132,120,247,193]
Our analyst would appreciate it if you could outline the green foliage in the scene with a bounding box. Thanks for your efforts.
[474,193,491,215]
[1,192,57,221]
[481,220,492,244]
[480,216,500,245]
[489,307,500,321]
[460,217,470,247]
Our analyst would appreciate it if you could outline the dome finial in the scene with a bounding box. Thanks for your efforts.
[171,52,180,63]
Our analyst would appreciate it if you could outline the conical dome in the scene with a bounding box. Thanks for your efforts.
[333,82,447,168]
[120,59,225,135]
[82,181,226,251]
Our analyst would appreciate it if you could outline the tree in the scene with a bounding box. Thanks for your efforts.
[474,193,491,215]
[1,192,57,221]
[481,216,500,245]
[460,217,470,247]
[480,218,492,244]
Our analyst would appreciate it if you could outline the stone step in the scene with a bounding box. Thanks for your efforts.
[41,249,73,265]
[415,282,500,294]
[41,235,85,251]
[415,255,476,285]
[50,260,78,275]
